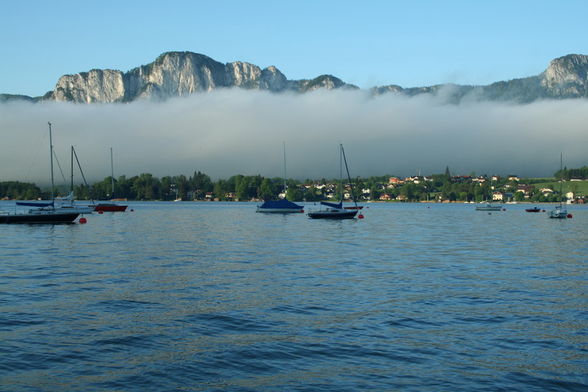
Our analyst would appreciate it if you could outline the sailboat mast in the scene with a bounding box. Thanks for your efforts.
[559,152,563,205]
[48,122,55,202]
[339,145,343,202]
[340,144,358,207]
[283,142,287,195]
[110,147,115,197]
[70,146,74,194]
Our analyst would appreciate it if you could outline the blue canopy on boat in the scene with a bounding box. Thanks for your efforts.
[320,201,342,209]
[259,199,303,209]
[16,201,54,207]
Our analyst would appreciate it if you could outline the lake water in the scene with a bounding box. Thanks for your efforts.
[0,201,586,391]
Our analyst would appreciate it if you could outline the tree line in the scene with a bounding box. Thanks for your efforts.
[1,167,585,202]
[555,166,588,180]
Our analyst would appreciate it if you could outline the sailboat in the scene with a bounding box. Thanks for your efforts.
[307,144,360,219]
[475,177,504,211]
[256,142,304,213]
[94,147,128,212]
[548,153,569,219]
[55,145,95,214]
[1,122,82,223]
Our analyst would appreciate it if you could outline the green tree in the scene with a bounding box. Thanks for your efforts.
[514,192,526,202]
[191,171,213,199]
[286,186,304,201]
[259,178,277,200]
[236,177,249,200]
[132,173,160,200]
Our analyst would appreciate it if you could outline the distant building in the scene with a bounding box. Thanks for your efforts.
[492,191,504,201]
[566,191,574,201]
[516,185,534,195]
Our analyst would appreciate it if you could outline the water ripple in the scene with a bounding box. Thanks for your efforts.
[0,201,586,391]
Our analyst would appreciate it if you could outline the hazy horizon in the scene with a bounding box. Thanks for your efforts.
[1,89,587,187]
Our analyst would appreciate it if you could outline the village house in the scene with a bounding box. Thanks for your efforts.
[452,175,472,183]
[516,184,534,195]
[566,191,574,201]
[492,191,504,201]
[379,194,393,201]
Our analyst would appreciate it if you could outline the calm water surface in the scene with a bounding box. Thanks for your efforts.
[0,202,586,391]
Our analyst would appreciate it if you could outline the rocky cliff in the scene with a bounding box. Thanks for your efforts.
[371,54,588,103]
[41,52,357,103]
[3,52,588,104]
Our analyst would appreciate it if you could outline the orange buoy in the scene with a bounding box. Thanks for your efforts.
[79,217,87,224]
[358,214,364,219]
[567,214,573,218]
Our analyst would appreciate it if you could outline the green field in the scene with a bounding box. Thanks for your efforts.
[530,179,588,196]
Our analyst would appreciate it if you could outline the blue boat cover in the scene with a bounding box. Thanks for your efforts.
[320,201,342,209]
[259,199,303,209]
[16,201,54,207]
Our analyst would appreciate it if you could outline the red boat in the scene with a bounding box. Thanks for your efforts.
[94,203,127,212]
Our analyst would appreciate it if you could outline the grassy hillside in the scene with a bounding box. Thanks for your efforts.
[530,179,588,195]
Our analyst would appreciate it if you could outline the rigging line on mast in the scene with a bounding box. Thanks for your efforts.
[72,146,95,203]
[52,149,68,191]
[340,144,358,207]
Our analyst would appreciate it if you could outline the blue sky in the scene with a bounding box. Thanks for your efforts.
[2,0,587,97]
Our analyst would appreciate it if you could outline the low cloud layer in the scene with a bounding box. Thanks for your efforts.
[1,89,587,186]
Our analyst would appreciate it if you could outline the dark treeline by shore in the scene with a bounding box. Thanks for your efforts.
[2,166,587,203]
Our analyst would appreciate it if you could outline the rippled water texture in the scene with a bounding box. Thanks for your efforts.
[1,202,587,391]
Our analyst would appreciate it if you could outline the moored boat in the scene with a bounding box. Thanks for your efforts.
[548,153,570,219]
[94,203,128,212]
[307,144,361,220]
[94,147,127,212]
[256,142,304,213]
[525,207,541,212]
[1,122,82,224]
[307,201,358,219]
[0,208,80,224]
[475,203,503,211]
[257,199,304,213]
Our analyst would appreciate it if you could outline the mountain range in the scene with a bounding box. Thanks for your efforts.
[1,52,587,104]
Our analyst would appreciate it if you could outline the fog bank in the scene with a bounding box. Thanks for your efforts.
[1,89,587,185]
